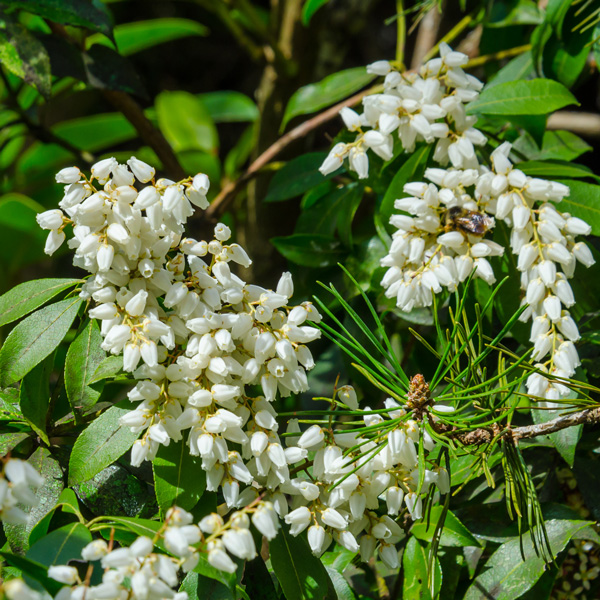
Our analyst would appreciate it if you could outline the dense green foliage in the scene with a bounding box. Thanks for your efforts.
[0,1,600,599]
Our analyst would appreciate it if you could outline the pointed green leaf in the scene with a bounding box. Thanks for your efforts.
[0,552,63,596]
[264,153,341,203]
[1,0,114,39]
[0,278,80,327]
[0,297,83,387]
[114,18,208,55]
[0,17,51,97]
[282,67,375,130]
[156,91,218,154]
[402,536,442,600]
[68,402,140,485]
[411,507,480,547]
[466,78,577,115]
[27,522,92,568]
[379,145,432,230]
[65,319,106,416]
[464,518,592,600]
[271,234,345,268]
[269,525,334,600]
[153,436,206,515]
[301,0,330,24]
[19,358,52,445]
[200,91,258,123]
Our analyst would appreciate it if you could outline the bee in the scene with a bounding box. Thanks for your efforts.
[443,206,494,237]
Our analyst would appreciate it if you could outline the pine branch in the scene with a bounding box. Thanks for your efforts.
[443,406,600,446]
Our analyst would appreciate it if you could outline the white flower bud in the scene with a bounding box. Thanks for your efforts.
[55,166,81,184]
[36,209,64,230]
[127,156,155,183]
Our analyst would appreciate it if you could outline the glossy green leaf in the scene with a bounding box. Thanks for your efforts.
[89,355,123,384]
[99,515,163,544]
[28,488,84,547]
[177,150,221,185]
[325,567,355,600]
[224,124,255,177]
[156,91,218,154]
[27,522,92,567]
[181,569,234,600]
[402,536,442,600]
[488,51,535,88]
[464,518,592,600]
[301,0,330,24]
[532,393,581,466]
[0,552,63,596]
[0,17,51,97]
[0,278,80,327]
[379,145,432,230]
[336,183,363,247]
[281,67,375,130]
[555,179,600,236]
[83,44,147,98]
[65,319,106,416]
[519,160,599,182]
[541,0,596,87]
[73,463,155,519]
[269,525,333,600]
[0,296,83,387]
[53,113,136,152]
[19,358,51,445]
[68,401,141,485]
[411,507,480,547]
[3,447,63,554]
[271,234,345,268]
[264,153,341,203]
[1,0,114,39]
[153,437,207,515]
[296,183,362,244]
[514,130,591,161]
[200,91,258,123]
[115,18,207,55]
[466,78,577,115]
[0,432,29,454]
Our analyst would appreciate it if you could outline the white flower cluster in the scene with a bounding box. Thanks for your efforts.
[379,141,593,401]
[0,457,44,525]
[278,382,449,567]
[319,43,486,179]
[36,159,448,571]
[3,503,279,600]
[38,159,321,491]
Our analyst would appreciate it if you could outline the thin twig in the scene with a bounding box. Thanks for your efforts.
[395,0,406,67]
[466,44,531,68]
[411,2,444,69]
[547,111,600,138]
[205,82,383,219]
[512,406,600,440]
[444,406,600,445]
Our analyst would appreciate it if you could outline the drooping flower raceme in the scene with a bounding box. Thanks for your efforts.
[379,142,593,402]
[3,503,280,600]
[319,43,487,180]
[39,158,321,492]
[319,45,594,403]
[36,159,449,573]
